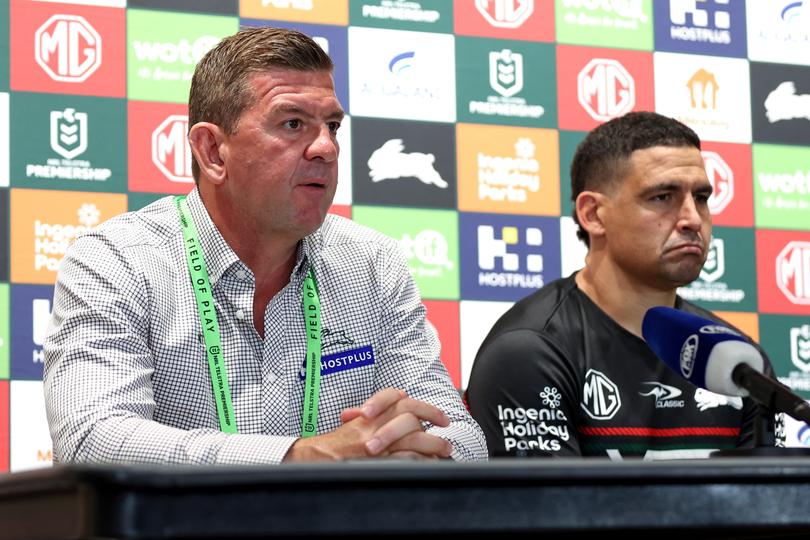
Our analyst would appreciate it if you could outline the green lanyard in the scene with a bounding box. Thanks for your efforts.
[175,196,322,437]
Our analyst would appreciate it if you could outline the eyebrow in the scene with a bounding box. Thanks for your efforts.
[639,181,713,197]
[273,104,345,121]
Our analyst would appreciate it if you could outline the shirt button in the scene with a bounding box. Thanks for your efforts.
[236,309,246,320]
[235,270,247,280]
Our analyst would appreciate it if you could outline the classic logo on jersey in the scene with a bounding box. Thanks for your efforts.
[581,369,621,420]
[152,115,192,184]
[476,0,534,28]
[747,1,810,65]
[368,139,448,188]
[654,53,751,144]
[654,0,747,57]
[577,58,635,122]
[777,241,810,305]
[460,213,560,301]
[680,334,698,378]
[790,324,810,372]
[694,387,743,411]
[50,108,88,160]
[639,382,685,409]
[702,150,733,214]
[498,386,569,454]
[555,0,653,50]
[35,15,101,83]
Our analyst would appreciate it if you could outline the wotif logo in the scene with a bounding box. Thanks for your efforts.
[562,0,649,24]
[34,203,100,272]
[776,241,810,305]
[50,108,88,160]
[688,68,719,109]
[262,0,313,8]
[399,230,453,278]
[701,150,734,214]
[133,35,220,81]
[477,138,540,202]
[490,49,523,97]
[475,0,533,28]
[764,82,810,124]
[699,237,725,283]
[581,369,621,420]
[152,115,193,183]
[577,59,635,122]
[790,324,810,372]
[35,15,102,83]
[367,139,447,188]
[669,0,731,44]
[680,334,699,378]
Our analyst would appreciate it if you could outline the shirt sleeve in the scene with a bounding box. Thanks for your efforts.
[44,232,297,465]
[466,329,583,458]
[372,243,488,462]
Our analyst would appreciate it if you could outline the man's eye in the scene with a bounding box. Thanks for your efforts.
[328,121,341,134]
[284,119,302,129]
[651,193,670,202]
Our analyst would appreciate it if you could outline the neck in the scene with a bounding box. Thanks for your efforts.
[575,255,677,339]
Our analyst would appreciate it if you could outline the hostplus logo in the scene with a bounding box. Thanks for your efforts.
[581,369,621,420]
[669,0,731,44]
[468,49,544,119]
[764,82,810,124]
[790,324,810,372]
[702,150,734,214]
[152,115,193,184]
[477,137,540,202]
[777,242,810,305]
[35,15,102,83]
[478,224,543,289]
[132,35,219,82]
[475,0,534,28]
[639,382,685,409]
[399,230,453,279]
[367,139,447,188]
[577,59,635,122]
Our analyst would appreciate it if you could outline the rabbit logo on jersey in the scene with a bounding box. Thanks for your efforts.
[497,385,569,454]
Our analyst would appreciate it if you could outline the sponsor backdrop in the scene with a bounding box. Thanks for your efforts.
[0,0,809,471]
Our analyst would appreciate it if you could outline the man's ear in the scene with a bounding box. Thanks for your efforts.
[189,122,227,185]
[575,191,607,241]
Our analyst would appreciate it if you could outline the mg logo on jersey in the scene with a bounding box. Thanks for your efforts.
[50,108,88,160]
[152,115,192,184]
[700,237,725,283]
[475,0,533,28]
[701,150,734,214]
[777,241,810,305]
[790,324,810,372]
[489,49,523,98]
[581,369,621,420]
[35,15,102,83]
[577,59,635,122]
[687,68,719,109]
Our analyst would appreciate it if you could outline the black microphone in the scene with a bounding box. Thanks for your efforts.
[642,306,810,424]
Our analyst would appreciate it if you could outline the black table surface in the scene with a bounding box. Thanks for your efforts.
[3,456,810,539]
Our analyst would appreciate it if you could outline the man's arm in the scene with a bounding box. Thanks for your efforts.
[466,329,583,457]
[44,232,300,465]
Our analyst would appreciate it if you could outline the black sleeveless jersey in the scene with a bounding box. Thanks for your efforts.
[466,274,773,459]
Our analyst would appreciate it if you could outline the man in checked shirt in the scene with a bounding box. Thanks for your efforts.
[44,27,486,464]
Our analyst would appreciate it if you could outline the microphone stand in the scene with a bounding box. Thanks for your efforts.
[712,405,810,458]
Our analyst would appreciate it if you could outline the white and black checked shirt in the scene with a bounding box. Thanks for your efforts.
[44,189,487,465]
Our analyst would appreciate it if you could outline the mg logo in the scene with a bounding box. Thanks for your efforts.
[489,49,523,98]
[577,59,635,122]
[701,151,734,214]
[790,324,810,372]
[35,15,102,83]
[687,68,719,109]
[776,241,810,305]
[475,0,534,28]
[152,115,193,184]
[581,369,621,420]
[50,108,88,160]
[700,237,725,283]
[478,225,543,272]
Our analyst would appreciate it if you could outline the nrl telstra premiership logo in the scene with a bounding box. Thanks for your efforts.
[475,0,533,28]
[50,108,88,160]
[489,49,523,98]
[35,14,102,83]
[700,237,725,283]
[790,324,810,373]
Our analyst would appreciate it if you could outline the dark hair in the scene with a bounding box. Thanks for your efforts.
[188,26,334,183]
[570,111,701,247]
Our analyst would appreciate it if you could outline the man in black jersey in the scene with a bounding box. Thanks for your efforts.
[466,111,773,459]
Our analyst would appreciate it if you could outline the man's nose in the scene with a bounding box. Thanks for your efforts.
[307,125,338,162]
